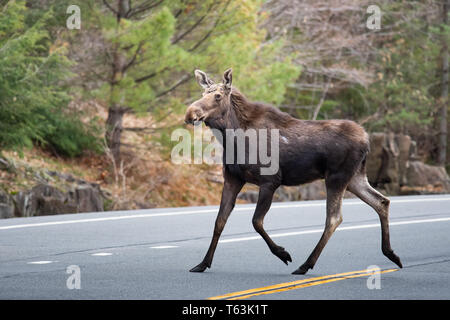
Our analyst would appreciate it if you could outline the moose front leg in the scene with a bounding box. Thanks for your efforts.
[252,184,292,265]
[189,174,244,272]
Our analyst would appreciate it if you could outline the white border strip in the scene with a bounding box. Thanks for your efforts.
[27,260,55,264]
[150,245,179,249]
[1,197,450,231]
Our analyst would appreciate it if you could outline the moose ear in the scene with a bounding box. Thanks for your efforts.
[194,69,214,89]
[222,68,232,90]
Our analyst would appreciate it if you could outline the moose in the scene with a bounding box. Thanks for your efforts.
[184,68,403,275]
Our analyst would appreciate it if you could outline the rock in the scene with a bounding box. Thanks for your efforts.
[366,133,386,184]
[298,181,328,200]
[14,184,73,217]
[239,180,355,204]
[72,185,103,213]
[379,132,400,194]
[367,132,450,195]
[0,188,11,204]
[409,140,420,160]
[1,160,107,219]
[0,204,14,219]
[0,189,14,219]
[13,183,104,217]
[405,161,450,191]
[237,190,259,203]
[14,190,33,217]
[274,186,301,202]
[395,134,411,186]
[273,181,327,202]
[367,133,400,191]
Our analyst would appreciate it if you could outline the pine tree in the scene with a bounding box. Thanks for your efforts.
[88,0,300,163]
[0,0,99,157]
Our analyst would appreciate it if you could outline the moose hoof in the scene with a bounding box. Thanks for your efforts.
[292,264,311,275]
[189,262,209,273]
[383,248,403,269]
[388,252,403,269]
[273,247,292,265]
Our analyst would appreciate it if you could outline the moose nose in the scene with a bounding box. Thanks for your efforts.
[185,104,203,125]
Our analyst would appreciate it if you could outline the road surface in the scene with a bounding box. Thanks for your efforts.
[0,194,449,299]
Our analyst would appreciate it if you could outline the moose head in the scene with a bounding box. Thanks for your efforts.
[185,68,233,126]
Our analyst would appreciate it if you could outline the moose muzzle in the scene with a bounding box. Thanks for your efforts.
[185,103,205,125]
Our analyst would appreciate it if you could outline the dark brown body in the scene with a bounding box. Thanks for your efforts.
[185,69,403,274]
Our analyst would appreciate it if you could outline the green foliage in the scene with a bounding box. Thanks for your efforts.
[0,1,100,157]
[94,5,190,113]
[187,0,301,105]
[86,0,300,160]
[361,6,444,134]
[93,0,299,113]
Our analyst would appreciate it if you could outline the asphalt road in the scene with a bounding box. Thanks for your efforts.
[0,194,449,300]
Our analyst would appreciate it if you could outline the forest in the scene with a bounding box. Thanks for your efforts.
[0,0,449,217]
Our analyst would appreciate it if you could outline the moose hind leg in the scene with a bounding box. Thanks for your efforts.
[292,186,345,275]
[252,185,292,265]
[347,174,403,268]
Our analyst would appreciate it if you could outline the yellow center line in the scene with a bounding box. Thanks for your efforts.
[208,267,380,300]
[207,268,399,300]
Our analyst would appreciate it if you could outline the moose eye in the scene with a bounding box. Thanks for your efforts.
[215,93,222,101]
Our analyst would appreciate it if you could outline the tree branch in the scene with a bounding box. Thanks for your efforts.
[312,76,331,120]
[171,0,218,45]
[122,42,143,73]
[155,74,191,99]
[103,0,118,14]
[135,67,169,83]
[188,0,232,52]
[128,0,164,18]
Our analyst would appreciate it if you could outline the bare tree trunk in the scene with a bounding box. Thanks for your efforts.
[106,106,126,164]
[104,0,128,164]
[439,0,449,166]
[312,76,331,120]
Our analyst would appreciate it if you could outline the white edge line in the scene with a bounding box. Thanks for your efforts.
[27,261,55,264]
[150,245,179,249]
[1,197,450,231]
[219,217,450,243]
[91,252,113,256]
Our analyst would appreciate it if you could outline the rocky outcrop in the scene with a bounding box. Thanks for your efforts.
[0,162,105,218]
[12,182,104,217]
[273,181,327,202]
[0,189,14,219]
[272,181,355,202]
[366,132,450,195]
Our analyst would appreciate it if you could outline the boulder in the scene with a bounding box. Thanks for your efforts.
[395,134,412,186]
[241,180,354,203]
[237,190,259,203]
[298,180,328,200]
[274,186,302,202]
[15,184,75,217]
[405,161,450,191]
[0,204,14,219]
[366,132,400,194]
[366,133,387,183]
[13,183,104,217]
[71,185,104,213]
[367,132,450,195]
[0,189,14,219]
